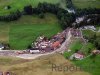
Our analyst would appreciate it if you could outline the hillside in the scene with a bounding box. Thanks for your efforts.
[0,53,91,75]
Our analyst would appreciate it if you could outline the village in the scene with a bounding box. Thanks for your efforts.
[0,27,99,60]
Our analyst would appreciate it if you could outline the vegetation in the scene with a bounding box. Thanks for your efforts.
[72,0,100,9]
[0,0,62,15]
[63,39,83,58]
[73,55,100,75]
[81,43,95,55]
[63,35,99,75]
[82,30,100,50]
[65,0,75,9]
[0,24,9,43]
[9,24,62,49]
[69,39,83,51]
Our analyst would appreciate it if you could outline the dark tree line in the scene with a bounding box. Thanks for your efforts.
[24,2,76,29]
[0,2,76,29]
[76,8,100,17]
[0,2,100,29]
[0,10,21,22]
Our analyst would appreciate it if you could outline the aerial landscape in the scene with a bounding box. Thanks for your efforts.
[0,0,100,75]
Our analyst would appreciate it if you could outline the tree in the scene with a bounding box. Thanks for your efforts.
[39,13,45,19]
[88,48,91,54]
[24,5,33,15]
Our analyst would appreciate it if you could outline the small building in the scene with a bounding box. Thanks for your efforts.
[52,41,61,49]
[4,6,11,10]
[80,25,96,31]
[0,43,4,50]
[29,49,40,54]
[70,53,84,60]
[74,53,84,60]
[92,50,100,54]
[76,17,85,24]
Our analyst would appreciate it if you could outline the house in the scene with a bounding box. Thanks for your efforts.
[0,43,4,50]
[80,26,96,31]
[52,41,61,49]
[76,16,85,24]
[74,53,84,60]
[92,50,100,54]
[70,53,84,60]
[29,49,40,54]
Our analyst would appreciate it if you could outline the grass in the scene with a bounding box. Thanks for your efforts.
[69,39,83,51]
[82,30,96,37]
[72,0,100,9]
[63,39,83,58]
[0,0,64,16]
[81,43,95,55]
[63,37,95,58]
[72,55,100,75]
[9,23,62,49]
[0,24,9,43]
[63,39,99,75]
[64,42,95,59]
[0,54,91,75]
[63,29,100,75]
[0,13,62,49]
[96,25,100,31]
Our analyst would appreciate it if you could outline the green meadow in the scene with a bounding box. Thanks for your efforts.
[0,14,62,49]
[72,0,100,8]
[0,0,63,15]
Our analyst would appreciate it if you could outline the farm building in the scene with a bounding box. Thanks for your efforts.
[0,43,4,50]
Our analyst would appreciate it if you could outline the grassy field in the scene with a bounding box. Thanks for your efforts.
[82,30,96,37]
[69,39,83,51]
[68,30,99,75]
[81,43,95,55]
[73,55,100,75]
[63,41,95,59]
[0,0,64,15]
[63,38,99,75]
[0,13,62,49]
[72,0,100,9]
[0,24,9,43]
[9,24,62,49]
[0,54,91,75]
[63,39,83,58]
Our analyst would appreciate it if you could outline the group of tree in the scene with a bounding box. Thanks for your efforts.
[0,10,21,22]
[65,0,75,9]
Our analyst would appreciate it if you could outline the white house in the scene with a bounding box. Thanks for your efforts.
[0,44,4,50]
[29,50,40,54]
[70,53,84,60]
